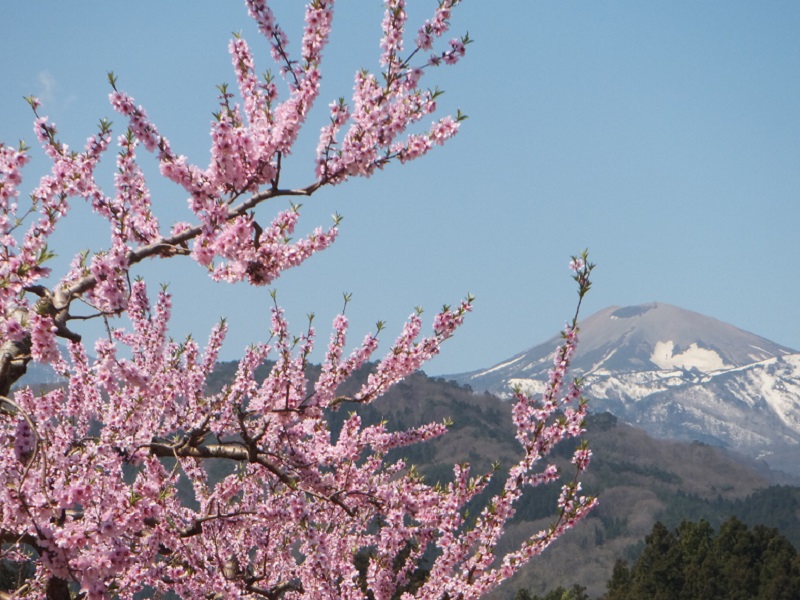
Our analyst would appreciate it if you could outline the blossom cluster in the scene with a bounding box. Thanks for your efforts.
[315,0,468,182]
[2,267,593,599]
[0,2,597,598]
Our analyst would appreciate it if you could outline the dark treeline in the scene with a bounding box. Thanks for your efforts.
[517,517,800,600]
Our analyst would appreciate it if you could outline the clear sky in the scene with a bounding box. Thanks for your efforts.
[2,2,799,376]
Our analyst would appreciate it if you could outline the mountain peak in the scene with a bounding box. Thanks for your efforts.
[448,302,800,475]
[578,302,796,372]
[461,302,795,389]
[609,303,658,319]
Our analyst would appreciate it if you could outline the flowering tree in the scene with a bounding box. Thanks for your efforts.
[0,1,596,598]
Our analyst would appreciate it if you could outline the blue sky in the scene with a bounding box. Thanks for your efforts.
[2,2,799,376]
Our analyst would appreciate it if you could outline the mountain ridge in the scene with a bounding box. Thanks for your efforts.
[448,302,800,476]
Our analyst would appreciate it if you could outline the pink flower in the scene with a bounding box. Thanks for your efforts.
[3,318,26,342]
[29,312,60,363]
[13,418,36,464]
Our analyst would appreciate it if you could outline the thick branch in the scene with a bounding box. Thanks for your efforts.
[246,580,304,599]
[146,441,299,490]
[0,344,30,398]
[0,530,40,550]
[60,182,322,305]
[146,440,356,516]
[0,182,324,394]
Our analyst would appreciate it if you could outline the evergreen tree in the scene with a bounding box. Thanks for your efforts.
[675,519,718,599]
[627,521,684,599]
[515,584,589,600]
[602,517,800,600]
[603,559,632,600]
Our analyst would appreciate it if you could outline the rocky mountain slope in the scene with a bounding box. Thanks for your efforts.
[450,303,800,475]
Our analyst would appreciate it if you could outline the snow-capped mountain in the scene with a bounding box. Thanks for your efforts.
[451,303,800,475]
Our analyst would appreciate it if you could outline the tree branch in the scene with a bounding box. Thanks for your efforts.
[146,440,299,490]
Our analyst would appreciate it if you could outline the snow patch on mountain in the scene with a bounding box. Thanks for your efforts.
[507,378,545,397]
[588,369,691,403]
[650,341,730,372]
[473,354,526,378]
[585,347,622,375]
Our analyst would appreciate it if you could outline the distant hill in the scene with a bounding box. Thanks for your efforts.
[448,303,800,476]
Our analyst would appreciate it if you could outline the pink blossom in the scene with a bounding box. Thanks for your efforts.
[3,317,26,342]
[13,417,36,464]
[29,312,60,363]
